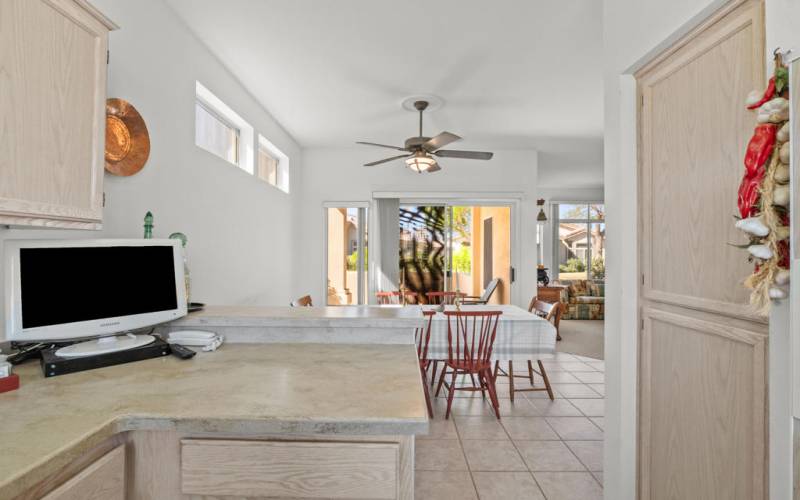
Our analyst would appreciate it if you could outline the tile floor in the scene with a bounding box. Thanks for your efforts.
[416,352,604,500]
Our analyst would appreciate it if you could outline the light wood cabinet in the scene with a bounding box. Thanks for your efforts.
[636,1,768,499]
[0,0,117,230]
[41,445,125,500]
[181,439,400,499]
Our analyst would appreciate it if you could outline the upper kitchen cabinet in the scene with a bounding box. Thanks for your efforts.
[0,0,117,229]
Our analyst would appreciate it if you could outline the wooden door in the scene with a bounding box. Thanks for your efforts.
[636,1,768,499]
[0,0,114,228]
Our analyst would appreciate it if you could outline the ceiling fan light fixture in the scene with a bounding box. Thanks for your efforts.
[405,153,437,173]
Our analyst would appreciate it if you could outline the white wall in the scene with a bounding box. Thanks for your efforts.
[293,148,538,308]
[0,0,302,337]
[603,0,799,498]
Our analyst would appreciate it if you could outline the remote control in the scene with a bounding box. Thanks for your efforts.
[169,343,196,360]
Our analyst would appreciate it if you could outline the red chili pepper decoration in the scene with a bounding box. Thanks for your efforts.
[737,123,776,217]
[746,77,776,110]
[744,124,776,176]
[737,173,763,218]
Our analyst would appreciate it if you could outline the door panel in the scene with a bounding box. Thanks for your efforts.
[636,2,768,499]
[639,309,765,500]
[639,0,766,322]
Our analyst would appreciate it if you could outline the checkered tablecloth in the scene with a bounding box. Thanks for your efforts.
[413,304,557,360]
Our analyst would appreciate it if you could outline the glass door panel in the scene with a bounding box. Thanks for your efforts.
[557,222,589,280]
[326,207,367,305]
[399,206,446,303]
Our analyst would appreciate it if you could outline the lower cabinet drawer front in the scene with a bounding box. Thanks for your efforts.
[181,439,399,499]
[42,445,125,500]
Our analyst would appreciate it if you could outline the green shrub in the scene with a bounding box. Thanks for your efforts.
[559,257,586,273]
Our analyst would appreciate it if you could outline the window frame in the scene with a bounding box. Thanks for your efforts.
[195,98,241,165]
[195,81,254,174]
[257,134,290,193]
[552,201,605,282]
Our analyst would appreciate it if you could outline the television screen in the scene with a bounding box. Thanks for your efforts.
[20,246,178,329]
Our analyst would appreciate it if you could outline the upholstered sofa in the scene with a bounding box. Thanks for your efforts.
[553,279,604,320]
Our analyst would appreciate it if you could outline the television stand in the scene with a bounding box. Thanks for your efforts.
[55,333,156,358]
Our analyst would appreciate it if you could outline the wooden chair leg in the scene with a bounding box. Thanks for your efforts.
[421,369,434,418]
[508,360,515,403]
[493,360,500,378]
[445,370,458,420]
[430,360,439,388]
[435,365,448,398]
[527,360,535,386]
[538,359,555,400]
[483,369,501,420]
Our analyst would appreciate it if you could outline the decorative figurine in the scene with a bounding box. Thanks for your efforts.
[169,232,191,305]
[143,211,153,239]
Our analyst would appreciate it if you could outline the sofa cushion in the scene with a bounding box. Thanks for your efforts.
[568,280,588,297]
[589,283,605,297]
[576,296,605,305]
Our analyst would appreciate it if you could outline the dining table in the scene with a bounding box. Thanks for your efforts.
[411,304,558,360]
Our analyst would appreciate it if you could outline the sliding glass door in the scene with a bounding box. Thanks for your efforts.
[396,204,512,304]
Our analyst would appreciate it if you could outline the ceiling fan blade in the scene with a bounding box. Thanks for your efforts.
[433,149,494,160]
[422,132,461,152]
[364,154,411,167]
[356,141,407,151]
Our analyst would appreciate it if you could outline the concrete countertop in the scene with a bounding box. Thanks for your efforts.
[0,343,428,498]
[168,305,424,328]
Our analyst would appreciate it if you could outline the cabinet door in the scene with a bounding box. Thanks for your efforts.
[41,445,125,500]
[0,0,112,228]
[636,1,768,499]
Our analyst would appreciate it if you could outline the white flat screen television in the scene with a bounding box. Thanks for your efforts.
[4,239,187,356]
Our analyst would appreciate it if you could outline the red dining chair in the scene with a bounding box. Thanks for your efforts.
[414,310,436,418]
[434,310,503,419]
[424,291,465,388]
[425,291,466,305]
[375,290,418,305]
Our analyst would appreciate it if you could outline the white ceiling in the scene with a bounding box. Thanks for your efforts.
[165,0,603,154]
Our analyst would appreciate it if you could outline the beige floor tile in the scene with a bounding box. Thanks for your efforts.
[571,354,602,362]
[555,361,596,372]
[588,383,605,396]
[471,472,545,500]
[415,439,469,471]
[434,397,495,417]
[545,417,603,440]
[533,472,603,500]
[533,471,603,500]
[586,361,605,372]
[496,397,544,416]
[590,417,604,430]
[501,417,560,440]
[592,471,604,485]
[551,383,602,398]
[415,471,478,500]
[566,441,603,471]
[515,440,586,472]
[568,398,605,417]
[530,398,583,417]
[455,415,510,440]
[524,388,564,399]
[573,371,604,384]
[418,418,459,440]
[543,371,582,383]
[461,440,527,471]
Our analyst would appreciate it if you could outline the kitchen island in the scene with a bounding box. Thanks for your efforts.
[0,343,427,499]
[159,305,423,344]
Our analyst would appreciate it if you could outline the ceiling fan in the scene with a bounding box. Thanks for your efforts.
[356,100,494,173]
